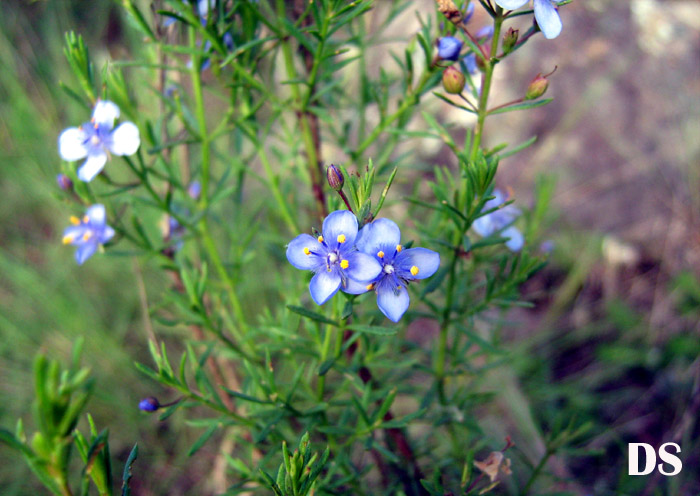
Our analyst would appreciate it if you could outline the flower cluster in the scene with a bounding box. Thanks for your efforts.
[287,211,440,322]
[58,101,139,264]
[472,189,523,252]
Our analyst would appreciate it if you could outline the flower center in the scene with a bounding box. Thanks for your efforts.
[383,264,395,274]
[328,252,338,264]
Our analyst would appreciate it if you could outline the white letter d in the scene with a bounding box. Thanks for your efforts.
[629,443,655,475]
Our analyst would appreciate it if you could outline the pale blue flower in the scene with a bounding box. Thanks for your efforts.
[345,219,440,322]
[287,211,382,305]
[438,36,463,61]
[472,189,524,251]
[62,204,115,265]
[475,25,494,40]
[58,101,140,182]
[493,0,563,39]
[463,3,475,24]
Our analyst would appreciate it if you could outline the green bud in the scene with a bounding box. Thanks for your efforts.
[442,66,465,94]
[502,27,519,54]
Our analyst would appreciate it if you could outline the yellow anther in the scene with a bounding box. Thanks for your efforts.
[410,265,420,276]
[366,283,375,291]
[340,259,349,269]
[396,244,403,252]
[94,122,99,129]
[83,216,90,223]
[337,234,346,244]
[317,235,324,243]
[82,232,92,241]
[69,216,81,225]
[303,247,311,255]
[62,234,74,245]
[377,250,384,258]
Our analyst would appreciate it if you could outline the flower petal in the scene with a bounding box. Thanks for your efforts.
[534,0,562,39]
[395,248,440,280]
[309,270,341,305]
[86,204,107,226]
[472,215,494,237]
[77,153,107,182]
[100,226,116,244]
[322,210,358,247]
[493,0,529,9]
[108,122,140,156]
[75,241,98,265]
[356,218,401,256]
[287,234,323,270]
[58,128,88,161]
[376,281,410,322]
[502,226,524,252]
[342,277,371,295]
[92,100,120,128]
[343,251,382,283]
[63,225,87,245]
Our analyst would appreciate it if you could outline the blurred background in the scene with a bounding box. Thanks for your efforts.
[1,0,699,494]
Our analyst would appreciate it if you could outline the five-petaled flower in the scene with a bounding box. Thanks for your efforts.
[472,189,524,252]
[58,100,140,182]
[345,218,440,322]
[493,0,563,40]
[62,204,115,265]
[287,210,382,305]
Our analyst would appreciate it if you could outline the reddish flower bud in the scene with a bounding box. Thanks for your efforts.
[326,164,344,191]
[525,66,558,100]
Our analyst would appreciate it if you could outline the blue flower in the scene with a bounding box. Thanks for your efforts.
[287,210,382,305]
[62,204,115,265]
[493,0,563,39]
[58,100,140,182]
[463,53,479,75]
[472,189,524,252]
[437,36,463,61]
[345,219,440,322]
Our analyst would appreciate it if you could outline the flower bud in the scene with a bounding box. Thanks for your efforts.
[326,164,344,191]
[138,396,160,412]
[525,74,549,100]
[437,36,463,61]
[502,27,519,54]
[442,66,466,94]
[56,173,73,191]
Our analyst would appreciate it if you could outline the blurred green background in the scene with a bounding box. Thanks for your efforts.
[1,0,699,494]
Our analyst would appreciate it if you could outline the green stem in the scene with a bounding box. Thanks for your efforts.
[189,26,248,334]
[435,10,504,406]
[316,323,334,401]
[469,8,504,163]
[199,222,248,334]
[189,28,210,208]
[522,448,553,494]
[353,69,435,160]
[278,0,327,219]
